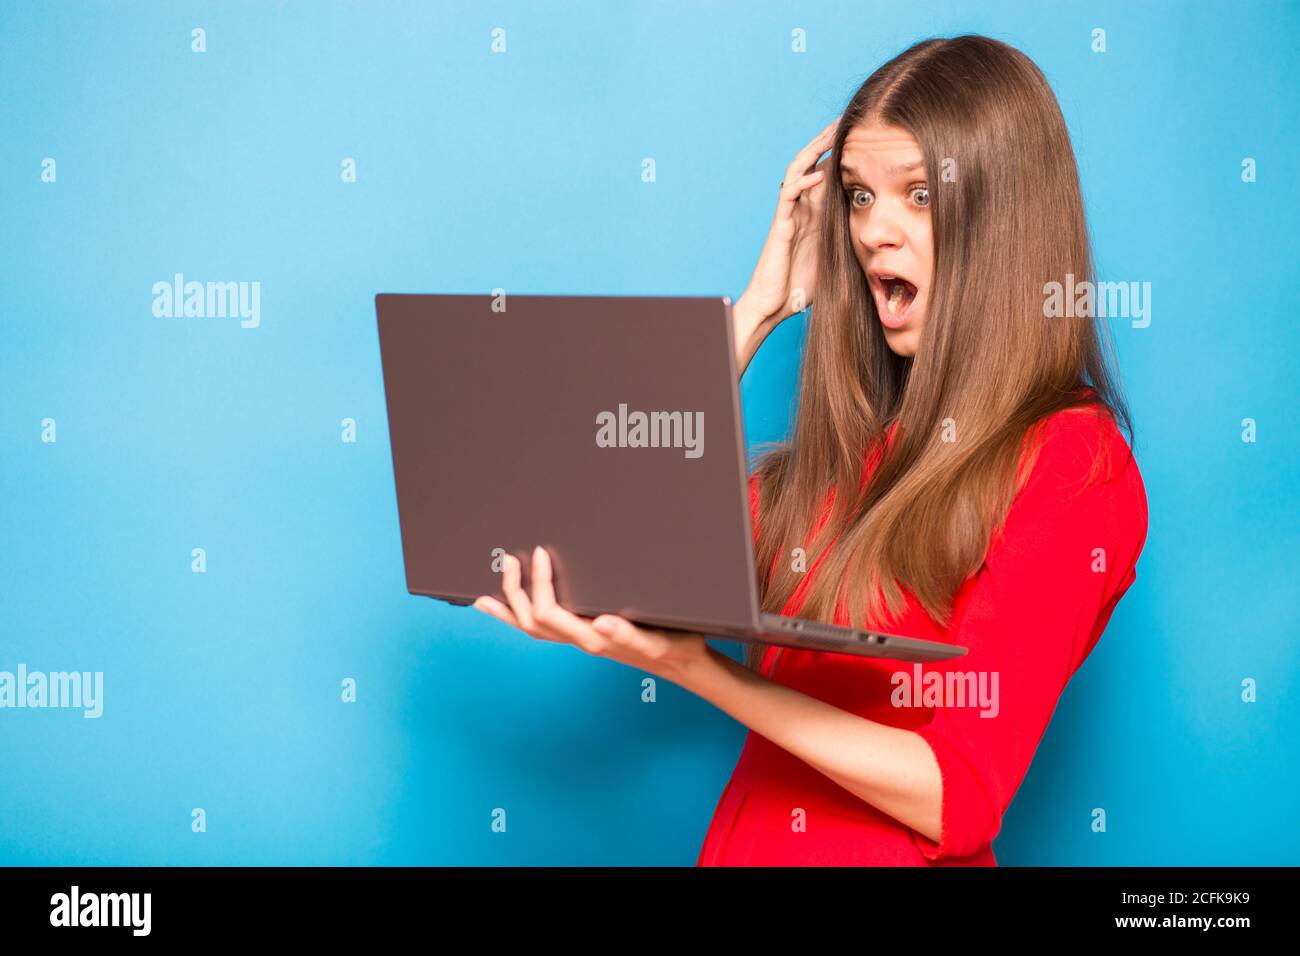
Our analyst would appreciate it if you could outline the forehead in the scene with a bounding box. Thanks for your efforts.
[840,121,924,175]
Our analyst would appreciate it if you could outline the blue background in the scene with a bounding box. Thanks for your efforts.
[2,0,1297,865]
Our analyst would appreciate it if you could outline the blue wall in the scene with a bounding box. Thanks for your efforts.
[2,0,1296,865]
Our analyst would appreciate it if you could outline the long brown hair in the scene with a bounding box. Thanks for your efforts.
[745,35,1134,670]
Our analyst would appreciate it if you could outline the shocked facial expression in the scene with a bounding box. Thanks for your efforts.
[839,120,934,358]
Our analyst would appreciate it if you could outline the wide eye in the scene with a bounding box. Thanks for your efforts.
[910,185,930,207]
[846,187,874,209]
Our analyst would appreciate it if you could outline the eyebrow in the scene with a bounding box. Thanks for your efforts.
[840,160,925,178]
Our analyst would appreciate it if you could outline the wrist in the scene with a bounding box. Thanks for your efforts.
[670,642,730,692]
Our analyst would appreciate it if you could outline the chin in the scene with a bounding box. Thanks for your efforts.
[882,326,921,358]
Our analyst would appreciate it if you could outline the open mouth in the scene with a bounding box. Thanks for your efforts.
[871,272,918,327]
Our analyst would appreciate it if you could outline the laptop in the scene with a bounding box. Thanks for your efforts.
[375,292,966,663]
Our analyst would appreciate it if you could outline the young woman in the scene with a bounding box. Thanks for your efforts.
[472,34,1148,866]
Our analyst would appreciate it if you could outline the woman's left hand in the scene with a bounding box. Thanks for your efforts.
[472,546,712,682]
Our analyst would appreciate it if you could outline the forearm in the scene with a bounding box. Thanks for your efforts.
[733,295,781,379]
[677,645,944,843]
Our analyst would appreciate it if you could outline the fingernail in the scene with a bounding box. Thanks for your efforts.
[533,545,543,562]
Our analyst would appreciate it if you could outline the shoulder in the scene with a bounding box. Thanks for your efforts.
[994,403,1148,555]
[1021,403,1143,502]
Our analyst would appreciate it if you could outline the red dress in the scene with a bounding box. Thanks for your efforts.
[696,403,1148,866]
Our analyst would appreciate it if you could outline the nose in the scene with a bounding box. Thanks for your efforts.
[859,206,904,253]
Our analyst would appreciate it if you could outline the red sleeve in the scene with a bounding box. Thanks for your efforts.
[908,409,1148,861]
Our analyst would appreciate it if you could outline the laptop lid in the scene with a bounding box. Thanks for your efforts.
[375,293,763,638]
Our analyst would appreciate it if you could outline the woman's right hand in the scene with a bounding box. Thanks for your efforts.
[737,115,841,328]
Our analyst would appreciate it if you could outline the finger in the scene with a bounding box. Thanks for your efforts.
[803,156,834,206]
[780,168,826,198]
[775,169,827,218]
[476,594,571,645]
[530,546,612,654]
[526,545,583,644]
[799,116,841,163]
[486,595,564,644]
[783,115,841,184]
[499,553,537,630]
[472,595,519,628]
